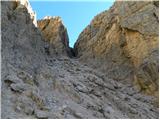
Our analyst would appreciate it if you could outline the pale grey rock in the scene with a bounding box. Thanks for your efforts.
[15,96,34,115]
[10,83,30,92]
[35,109,49,119]
[4,74,22,84]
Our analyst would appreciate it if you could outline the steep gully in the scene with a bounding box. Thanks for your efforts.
[1,0,159,119]
[37,1,159,97]
[37,0,159,105]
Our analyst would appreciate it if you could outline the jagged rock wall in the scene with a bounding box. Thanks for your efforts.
[74,1,159,96]
[1,0,45,73]
[37,16,72,57]
[13,0,37,26]
[1,0,47,118]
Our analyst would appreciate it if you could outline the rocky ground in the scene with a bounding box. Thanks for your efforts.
[1,0,159,119]
[2,56,159,118]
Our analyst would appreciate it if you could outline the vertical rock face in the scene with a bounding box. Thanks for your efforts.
[37,16,72,57]
[74,1,159,96]
[1,0,46,118]
[15,0,37,26]
[1,0,45,73]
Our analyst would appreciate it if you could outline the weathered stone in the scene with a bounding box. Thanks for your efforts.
[35,110,49,119]
[15,96,34,115]
[4,74,22,85]
[74,1,159,96]
[10,83,30,92]
[37,16,72,57]
[1,0,159,119]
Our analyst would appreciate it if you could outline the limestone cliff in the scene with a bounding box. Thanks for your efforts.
[74,1,159,96]
[37,16,72,57]
[1,0,50,118]
[1,0,159,119]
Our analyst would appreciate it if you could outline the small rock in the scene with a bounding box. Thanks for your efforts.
[73,82,89,93]
[15,96,34,115]
[35,110,49,119]
[73,112,83,118]
[4,74,22,84]
[10,83,29,92]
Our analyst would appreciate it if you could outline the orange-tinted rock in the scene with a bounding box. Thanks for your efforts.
[74,1,159,95]
[37,16,72,57]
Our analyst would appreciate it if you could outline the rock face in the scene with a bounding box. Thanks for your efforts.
[74,1,159,96]
[37,16,72,57]
[1,0,159,119]
[1,0,47,118]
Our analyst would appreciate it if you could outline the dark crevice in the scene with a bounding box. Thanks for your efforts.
[153,1,159,7]
[69,47,76,58]
[44,45,50,56]
[41,20,50,31]
[153,13,159,23]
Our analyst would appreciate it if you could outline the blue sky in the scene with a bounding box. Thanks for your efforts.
[30,0,114,47]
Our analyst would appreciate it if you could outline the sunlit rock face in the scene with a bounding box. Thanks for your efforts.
[74,1,159,96]
[1,0,159,119]
[37,16,72,57]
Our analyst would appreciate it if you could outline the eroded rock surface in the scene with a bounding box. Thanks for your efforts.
[1,0,159,119]
[37,16,72,57]
[74,1,159,96]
